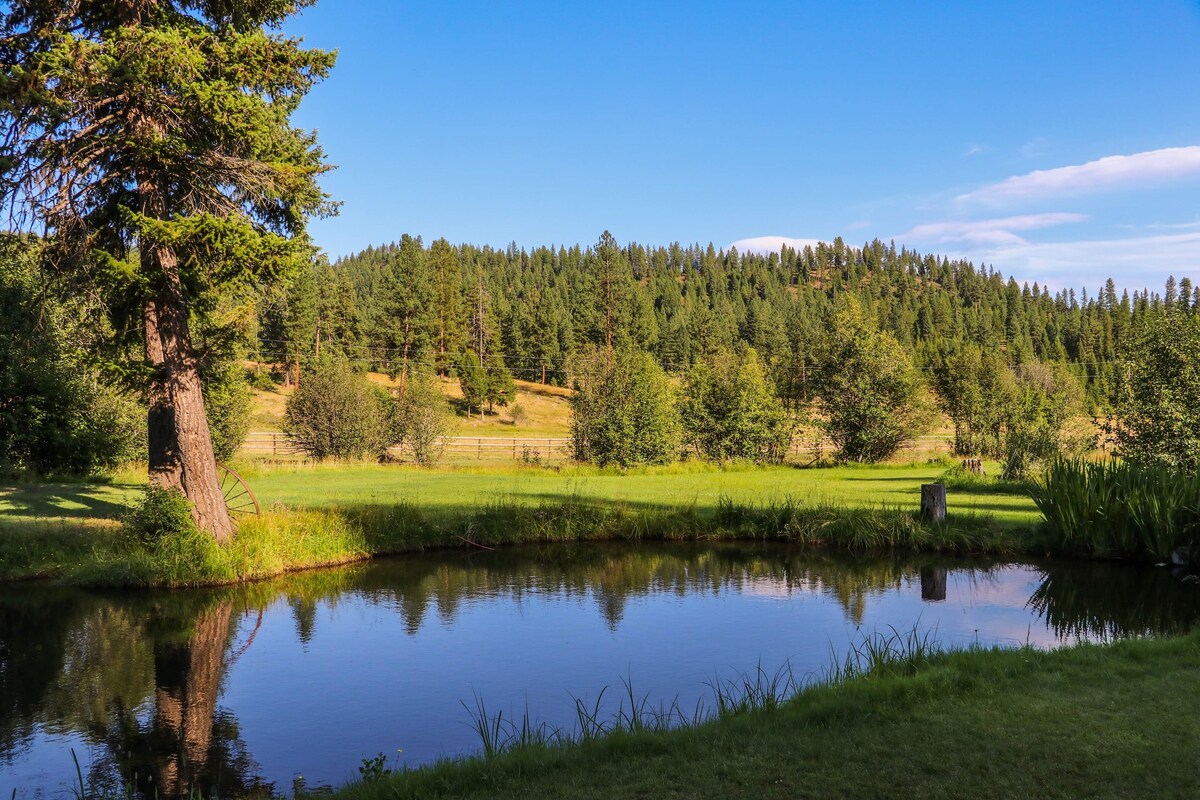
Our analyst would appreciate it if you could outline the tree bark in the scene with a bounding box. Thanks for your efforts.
[145,299,183,491]
[150,242,234,543]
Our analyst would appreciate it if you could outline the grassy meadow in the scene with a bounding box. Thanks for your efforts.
[0,459,1039,585]
[0,377,1049,585]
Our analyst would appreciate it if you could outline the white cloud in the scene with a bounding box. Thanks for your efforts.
[958,146,1200,204]
[939,231,1200,290]
[728,235,827,255]
[897,212,1088,247]
[962,143,988,157]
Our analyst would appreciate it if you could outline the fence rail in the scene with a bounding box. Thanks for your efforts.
[241,432,954,462]
[241,432,573,461]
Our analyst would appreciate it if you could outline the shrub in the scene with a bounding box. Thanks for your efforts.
[1115,311,1200,471]
[811,298,929,463]
[0,240,145,476]
[203,360,252,461]
[1001,363,1092,480]
[570,346,680,466]
[393,371,450,465]
[125,485,199,544]
[681,347,795,463]
[284,359,389,460]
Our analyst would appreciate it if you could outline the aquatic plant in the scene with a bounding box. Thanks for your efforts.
[1031,459,1200,562]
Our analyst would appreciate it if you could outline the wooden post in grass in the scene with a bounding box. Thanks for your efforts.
[921,483,947,523]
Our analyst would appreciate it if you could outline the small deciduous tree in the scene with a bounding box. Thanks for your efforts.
[681,348,794,463]
[811,298,929,463]
[1115,311,1200,471]
[392,371,449,466]
[0,238,144,476]
[202,362,252,463]
[569,347,679,466]
[1002,363,1092,480]
[932,345,1016,457]
[284,361,388,461]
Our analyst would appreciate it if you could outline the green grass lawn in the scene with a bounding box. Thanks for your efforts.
[0,461,1040,583]
[0,461,1040,527]
[332,632,1200,800]
[240,461,1040,526]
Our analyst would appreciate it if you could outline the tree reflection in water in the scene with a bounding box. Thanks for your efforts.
[1,544,1197,799]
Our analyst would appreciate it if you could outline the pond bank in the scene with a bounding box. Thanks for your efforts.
[2,493,1030,587]
[327,631,1200,800]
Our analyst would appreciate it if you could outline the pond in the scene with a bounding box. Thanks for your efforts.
[3,543,1198,797]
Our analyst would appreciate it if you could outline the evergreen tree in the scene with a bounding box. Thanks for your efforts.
[428,238,465,376]
[0,0,335,539]
[377,235,436,384]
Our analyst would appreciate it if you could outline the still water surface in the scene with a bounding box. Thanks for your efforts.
[3,543,1198,797]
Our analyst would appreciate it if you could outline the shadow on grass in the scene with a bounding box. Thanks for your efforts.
[0,483,132,521]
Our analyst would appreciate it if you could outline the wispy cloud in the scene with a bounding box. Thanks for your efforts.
[1018,137,1051,159]
[962,143,988,158]
[728,235,826,254]
[897,212,1088,247]
[939,231,1200,290]
[958,146,1200,204]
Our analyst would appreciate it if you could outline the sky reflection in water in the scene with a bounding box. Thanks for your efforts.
[2,543,1197,797]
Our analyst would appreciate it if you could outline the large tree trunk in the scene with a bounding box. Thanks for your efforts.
[148,242,234,543]
[145,299,183,491]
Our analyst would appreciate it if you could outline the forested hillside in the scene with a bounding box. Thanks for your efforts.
[258,233,1196,413]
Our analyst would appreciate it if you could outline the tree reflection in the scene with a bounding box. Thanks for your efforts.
[1028,562,1200,640]
[5,544,1200,799]
[0,585,269,798]
[83,595,272,798]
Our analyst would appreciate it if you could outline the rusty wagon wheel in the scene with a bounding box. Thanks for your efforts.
[216,461,261,521]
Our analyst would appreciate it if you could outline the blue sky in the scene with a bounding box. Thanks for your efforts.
[285,1,1200,291]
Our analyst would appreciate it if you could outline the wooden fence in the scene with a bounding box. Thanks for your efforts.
[241,432,572,462]
[241,432,955,463]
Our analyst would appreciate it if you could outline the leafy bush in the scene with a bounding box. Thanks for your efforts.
[284,359,390,460]
[1001,363,1093,480]
[392,371,449,465]
[202,361,252,461]
[681,347,794,463]
[570,347,680,466]
[1115,311,1200,471]
[0,240,145,476]
[125,485,200,545]
[811,298,930,463]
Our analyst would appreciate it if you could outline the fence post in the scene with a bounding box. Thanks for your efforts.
[478,438,482,460]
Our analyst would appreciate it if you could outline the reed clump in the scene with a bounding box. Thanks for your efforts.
[1031,459,1200,562]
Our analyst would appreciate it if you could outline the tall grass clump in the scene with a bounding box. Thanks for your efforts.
[452,626,944,769]
[70,488,369,587]
[71,486,237,587]
[1032,459,1200,562]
